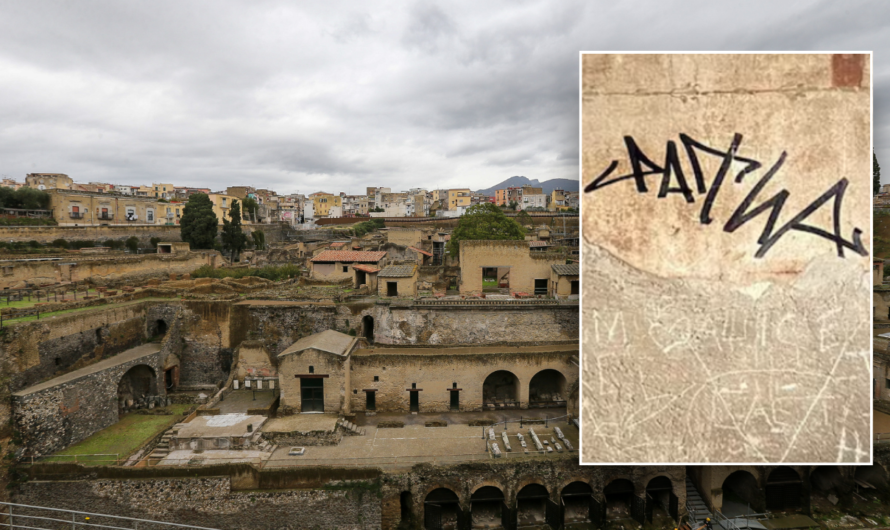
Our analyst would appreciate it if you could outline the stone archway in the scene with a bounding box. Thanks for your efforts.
[517,483,549,527]
[528,369,567,408]
[766,467,802,511]
[470,486,504,528]
[117,364,157,415]
[482,370,519,409]
[722,470,762,516]
[424,488,461,530]
[604,478,635,521]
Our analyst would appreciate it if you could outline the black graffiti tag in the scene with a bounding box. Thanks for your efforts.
[584,133,867,259]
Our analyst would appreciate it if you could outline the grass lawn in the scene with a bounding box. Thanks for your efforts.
[46,404,192,465]
[482,279,498,288]
[2,296,179,325]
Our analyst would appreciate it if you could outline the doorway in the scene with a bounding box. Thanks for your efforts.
[571,280,579,295]
[450,390,459,411]
[387,281,398,297]
[362,315,374,343]
[301,378,324,412]
[534,278,548,296]
[410,391,419,412]
[366,391,376,411]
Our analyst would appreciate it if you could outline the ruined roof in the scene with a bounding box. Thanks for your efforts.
[329,241,348,249]
[278,330,356,358]
[408,246,432,257]
[310,250,386,263]
[551,263,579,276]
[353,264,381,274]
[529,241,549,247]
[378,264,417,278]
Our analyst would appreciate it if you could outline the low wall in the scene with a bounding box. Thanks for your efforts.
[0,223,291,245]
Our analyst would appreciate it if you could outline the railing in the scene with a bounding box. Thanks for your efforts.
[30,453,120,465]
[68,212,83,219]
[98,214,114,220]
[0,501,222,529]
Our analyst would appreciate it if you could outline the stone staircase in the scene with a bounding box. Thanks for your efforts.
[338,418,366,436]
[686,476,713,527]
[148,423,187,463]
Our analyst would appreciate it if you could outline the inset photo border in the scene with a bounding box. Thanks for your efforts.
[578,52,873,465]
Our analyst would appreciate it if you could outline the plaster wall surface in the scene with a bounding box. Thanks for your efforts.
[581,53,871,463]
[459,240,565,294]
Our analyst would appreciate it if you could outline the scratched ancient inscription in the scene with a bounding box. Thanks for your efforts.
[581,240,870,463]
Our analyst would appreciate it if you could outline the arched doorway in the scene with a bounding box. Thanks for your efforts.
[117,365,157,414]
[766,467,802,511]
[722,470,761,516]
[528,369,567,408]
[517,484,548,528]
[470,486,505,528]
[482,370,519,409]
[400,491,413,527]
[562,481,594,525]
[645,476,677,522]
[855,465,888,487]
[604,478,636,521]
[809,466,843,495]
[425,488,461,530]
[362,315,374,343]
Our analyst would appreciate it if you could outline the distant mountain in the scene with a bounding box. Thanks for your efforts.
[475,176,578,195]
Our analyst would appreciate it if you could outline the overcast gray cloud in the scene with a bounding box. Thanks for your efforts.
[0,0,886,194]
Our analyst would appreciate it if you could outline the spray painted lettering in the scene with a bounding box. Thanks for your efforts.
[585,133,867,258]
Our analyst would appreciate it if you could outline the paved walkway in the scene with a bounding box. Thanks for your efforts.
[14,342,162,396]
[262,421,578,468]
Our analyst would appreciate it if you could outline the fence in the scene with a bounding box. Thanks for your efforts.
[0,501,222,530]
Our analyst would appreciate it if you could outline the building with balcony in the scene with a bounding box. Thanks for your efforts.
[47,189,165,226]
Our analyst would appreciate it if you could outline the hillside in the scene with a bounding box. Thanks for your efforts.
[475,176,578,195]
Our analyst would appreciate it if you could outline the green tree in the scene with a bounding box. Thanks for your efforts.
[516,210,532,227]
[179,193,218,250]
[242,197,259,222]
[448,203,526,256]
[149,237,161,249]
[252,229,266,250]
[221,199,248,261]
[125,236,139,253]
[507,200,519,211]
[875,151,882,195]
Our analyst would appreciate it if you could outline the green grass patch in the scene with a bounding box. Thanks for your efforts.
[2,297,178,325]
[190,263,301,282]
[482,278,498,287]
[46,405,192,465]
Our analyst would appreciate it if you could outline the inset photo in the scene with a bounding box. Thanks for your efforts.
[580,53,872,464]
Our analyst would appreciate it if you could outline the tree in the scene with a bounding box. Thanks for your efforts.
[179,193,218,250]
[507,200,519,211]
[448,203,526,256]
[252,229,266,250]
[242,197,259,222]
[221,199,248,261]
[875,151,882,195]
[516,210,532,227]
[125,236,139,253]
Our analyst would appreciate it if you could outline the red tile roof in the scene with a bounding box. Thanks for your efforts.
[329,242,348,248]
[353,264,381,273]
[310,250,386,263]
[408,246,432,257]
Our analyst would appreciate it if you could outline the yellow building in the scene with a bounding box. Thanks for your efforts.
[47,189,165,226]
[310,192,342,217]
[152,183,176,200]
[208,193,240,224]
[548,189,567,211]
[447,188,472,210]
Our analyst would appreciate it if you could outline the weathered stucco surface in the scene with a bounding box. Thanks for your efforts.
[581,53,871,463]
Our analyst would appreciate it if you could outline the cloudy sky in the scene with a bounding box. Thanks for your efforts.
[0,0,886,195]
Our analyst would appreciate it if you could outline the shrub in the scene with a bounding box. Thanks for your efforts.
[27,240,41,249]
[71,240,95,250]
[52,239,69,249]
[189,264,302,282]
[125,237,139,253]
[149,237,161,249]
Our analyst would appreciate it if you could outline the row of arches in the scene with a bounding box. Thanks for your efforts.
[483,369,567,409]
[418,476,678,530]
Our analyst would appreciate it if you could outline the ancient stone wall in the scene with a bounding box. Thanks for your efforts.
[0,222,291,245]
[0,251,218,289]
[12,345,165,457]
[15,477,382,530]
